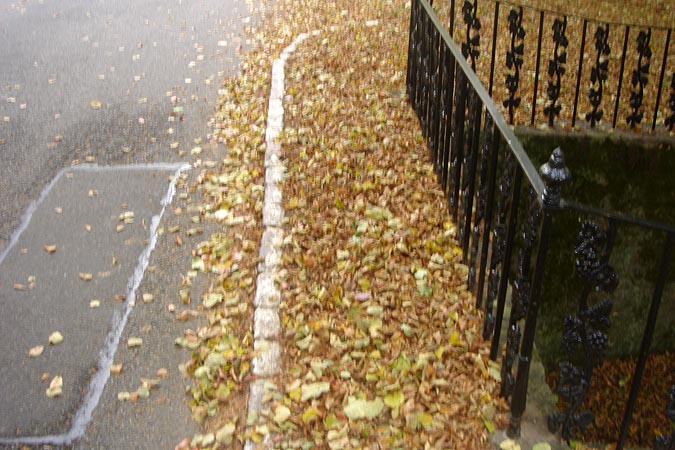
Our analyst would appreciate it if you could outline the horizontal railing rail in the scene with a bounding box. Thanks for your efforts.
[442,0,675,133]
[406,0,675,448]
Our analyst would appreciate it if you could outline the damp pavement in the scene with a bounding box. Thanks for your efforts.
[0,0,259,448]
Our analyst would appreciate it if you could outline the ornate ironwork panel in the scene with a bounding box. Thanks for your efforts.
[654,386,675,450]
[504,7,525,124]
[459,89,482,254]
[586,24,611,127]
[665,73,675,131]
[484,146,516,340]
[627,29,652,128]
[500,187,541,398]
[461,0,481,70]
[548,221,619,443]
[468,114,494,292]
[544,17,568,127]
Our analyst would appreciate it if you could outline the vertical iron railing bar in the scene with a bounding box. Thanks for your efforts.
[489,2,501,96]
[653,28,672,130]
[428,26,442,157]
[616,233,674,450]
[572,19,588,129]
[458,86,476,247]
[489,166,522,356]
[450,0,456,38]
[450,71,467,222]
[415,0,546,196]
[441,51,457,190]
[508,205,552,438]
[532,10,546,125]
[432,36,446,173]
[475,114,501,308]
[509,148,570,438]
[613,26,631,128]
[461,91,484,260]
[421,8,433,135]
[406,0,417,99]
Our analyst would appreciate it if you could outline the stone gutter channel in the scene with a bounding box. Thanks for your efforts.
[244,32,314,450]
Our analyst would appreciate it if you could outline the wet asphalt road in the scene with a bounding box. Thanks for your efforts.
[0,0,253,251]
[0,0,259,448]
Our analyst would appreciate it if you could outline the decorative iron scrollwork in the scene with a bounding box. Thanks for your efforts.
[544,17,568,127]
[549,221,619,443]
[468,115,493,292]
[586,24,611,127]
[665,73,675,131]
[500,187,541,398]
[461,0,481,70]
[504,7,525,124]
[484,148,516,340]
[654,386,675,450]
[627,29,652,128]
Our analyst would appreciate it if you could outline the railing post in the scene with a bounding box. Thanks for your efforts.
[507,148,570,438]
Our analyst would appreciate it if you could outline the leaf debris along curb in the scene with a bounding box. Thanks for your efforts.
[244,32,313,450]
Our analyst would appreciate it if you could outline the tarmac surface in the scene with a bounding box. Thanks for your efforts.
[0,0,259,448]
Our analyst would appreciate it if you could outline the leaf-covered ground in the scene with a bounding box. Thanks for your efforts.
[178,0,675,449]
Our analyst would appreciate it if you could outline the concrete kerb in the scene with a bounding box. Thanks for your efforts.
[244,32,315,450]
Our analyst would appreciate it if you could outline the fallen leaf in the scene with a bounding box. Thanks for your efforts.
[44,245,57,253]
[343,396,384,420]
[127,337,143,348]
[48,331,64,345]
[79,273,93,281]
[28,345,44,357]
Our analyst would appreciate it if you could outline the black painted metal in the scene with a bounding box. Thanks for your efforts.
[613,26,631,129]
[548,221,618,443]
[654,386,675,450]
[531,11,545,125]
[665,73,675,131]
[653,29,671,130]
[544,16,568,127]
[627,29,652,128]
[586,24,611,127]
[449,70,467,222]
[483,143,516,335]
[478,120,501,310]
[461,89,483,259]
[489,163,521,354]
[504,7,525,124]
[488,2,500,96]
[469,113,495,295]
[616,233,674,450]
[461,0,481,70]
[572,19,588,129]
[508,149,570,438]
[406,1,675,442]
[501,187,539,400]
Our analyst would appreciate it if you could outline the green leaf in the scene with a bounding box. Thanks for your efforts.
[532,443,551,450]
[384,390,405,409]
[483,418,495,433]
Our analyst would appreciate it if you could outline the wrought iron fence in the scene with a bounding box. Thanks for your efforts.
[440,0,675,133]
[406,0,675,448]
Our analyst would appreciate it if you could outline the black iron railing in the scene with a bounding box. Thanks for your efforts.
[407,0,675,448]
[441,0,675,133]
